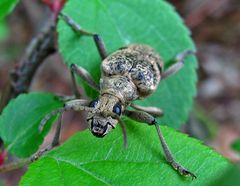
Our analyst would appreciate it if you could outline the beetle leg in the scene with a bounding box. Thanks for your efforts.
[59,12,108,60]
[33,99,93,161]
[39,99,92,132]
[31,113,63,161]
[70,64,100,97]
[56,95,76,102]
[123,109,196,179]
[70,67,81,98]
[161,50,195,80]
[130,103,163,117]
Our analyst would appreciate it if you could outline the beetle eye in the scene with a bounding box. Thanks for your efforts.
[113,103,122,116]
[89,98,98,108]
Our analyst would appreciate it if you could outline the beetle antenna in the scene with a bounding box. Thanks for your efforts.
[115,115,128,149]
[106,112,128,148]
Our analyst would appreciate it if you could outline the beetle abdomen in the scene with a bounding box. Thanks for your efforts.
[101,44,163,100]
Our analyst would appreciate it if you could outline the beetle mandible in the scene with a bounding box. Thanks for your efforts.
[38,12,196,179]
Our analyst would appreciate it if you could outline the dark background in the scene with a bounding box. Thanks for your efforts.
[0,0,239,185]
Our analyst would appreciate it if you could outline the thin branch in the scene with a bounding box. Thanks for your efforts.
[0,0,68,174]
[0,5,58,169]
[0,141,59,173]
[0,19,56,113]
[0,158,31,173]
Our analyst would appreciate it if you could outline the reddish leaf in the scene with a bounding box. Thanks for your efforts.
[42,0,67,16]
[0,150,6,166]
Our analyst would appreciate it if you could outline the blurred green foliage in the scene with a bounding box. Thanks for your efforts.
[0,0,19,20]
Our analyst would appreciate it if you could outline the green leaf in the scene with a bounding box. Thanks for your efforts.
[212,165,240,186]
[0,0,17,41]
[0,93,63,158]
[20,120,230,186]
[57,0,197,128]
[0,21,8,41]
[231,139,240,153]
[0,0,19,20]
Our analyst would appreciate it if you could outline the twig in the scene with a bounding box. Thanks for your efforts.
[0,158,31,173]
[0,3,58,169]
[0,19,56,113]
[0,0,67,174]
[0,143,55,173]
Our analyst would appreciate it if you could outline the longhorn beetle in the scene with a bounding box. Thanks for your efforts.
[37,12,196,179]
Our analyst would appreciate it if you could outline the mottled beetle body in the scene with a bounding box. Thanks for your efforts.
[101,44,163,101]
[88,44,163,137]
[38,13,197,179]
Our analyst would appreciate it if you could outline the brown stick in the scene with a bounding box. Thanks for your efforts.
[0,9,57,164]
[0,20,56,113]
[0,158,31,173]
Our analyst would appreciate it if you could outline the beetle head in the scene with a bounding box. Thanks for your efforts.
[87,97,122,138]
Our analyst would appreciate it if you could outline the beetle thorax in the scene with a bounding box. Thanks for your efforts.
[99,75,138,105]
